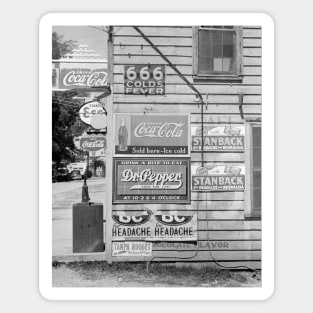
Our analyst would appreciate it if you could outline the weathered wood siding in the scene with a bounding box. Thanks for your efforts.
[111,26,261,269]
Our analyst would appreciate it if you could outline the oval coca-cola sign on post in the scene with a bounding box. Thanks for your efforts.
[79,101,107,129]
[79,136,107,152]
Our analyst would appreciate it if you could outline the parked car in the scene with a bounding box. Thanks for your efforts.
[52,168,57,183]
[55,168,71,182]
[70,170,83,180]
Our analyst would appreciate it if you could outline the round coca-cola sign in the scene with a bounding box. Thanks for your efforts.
[79,101,107,129]
[79,136,107,152]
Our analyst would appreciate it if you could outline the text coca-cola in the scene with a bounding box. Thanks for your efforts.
[62,70,108,87]
[82,140,105,148]
[134,122,184,138]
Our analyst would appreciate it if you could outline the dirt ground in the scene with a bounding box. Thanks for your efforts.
[52,261,261,287]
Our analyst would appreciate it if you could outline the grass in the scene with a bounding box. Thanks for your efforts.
[52,261,261,287]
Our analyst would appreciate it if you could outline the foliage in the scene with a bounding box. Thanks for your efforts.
[52,32,84,166]
[52,32,77,59]
[52,94,86,166]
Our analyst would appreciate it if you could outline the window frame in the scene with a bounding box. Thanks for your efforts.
[244,122,262,220]
[192,26,243,81]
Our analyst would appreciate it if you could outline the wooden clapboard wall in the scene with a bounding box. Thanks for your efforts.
[111,26,261,269]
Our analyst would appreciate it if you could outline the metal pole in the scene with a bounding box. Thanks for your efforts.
[81,151,90,203]
[105,26,114,264]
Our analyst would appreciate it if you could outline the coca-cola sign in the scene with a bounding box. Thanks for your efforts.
[79,136,106,152]
[113,158,190,204]
[59,68,108,89]
[114,114,190,156]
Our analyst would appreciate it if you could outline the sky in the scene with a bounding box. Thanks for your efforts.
[52,26,108,60]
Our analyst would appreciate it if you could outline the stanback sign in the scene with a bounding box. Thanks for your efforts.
[59,68,108,89]
[114,114,189,156]
[191,125,245,152]
[113,158,190,204]
[191,163,245,191]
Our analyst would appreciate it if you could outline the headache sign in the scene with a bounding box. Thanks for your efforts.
[113,158,190,204]
[112,211,197,241]
[124,65,165,95]
[191,163,245,191]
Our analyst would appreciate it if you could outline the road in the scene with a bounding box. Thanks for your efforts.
[52,177,106,255]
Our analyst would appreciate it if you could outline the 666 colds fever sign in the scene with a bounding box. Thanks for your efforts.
[124,65,165,95]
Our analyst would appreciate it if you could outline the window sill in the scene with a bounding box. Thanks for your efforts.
[244,214,261,221]
[193,74,243,83]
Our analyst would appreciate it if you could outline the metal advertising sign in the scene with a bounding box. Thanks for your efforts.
[79,135,106,152]
[79,101,107,129]
[124,65,165,95]
[58,68,109,89]
[112,211,197,241]
[114,113,189,156]
[191,163,245,191]
[113,158,190,204]
[112,242,152,257]
[191,125,245,152]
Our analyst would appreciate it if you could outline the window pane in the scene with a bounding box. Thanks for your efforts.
[199,57,212,73]
[223,44,233,58]
[212,32,223,57]
[252,126,261,147]
[199,30,210,43]
[213,58,223,71]
[223,58,234,72]
[253,147,261,169]
[253,171,261,189]
[253,188,261,211]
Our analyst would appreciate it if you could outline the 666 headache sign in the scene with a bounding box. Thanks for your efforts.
[124,65,165,95]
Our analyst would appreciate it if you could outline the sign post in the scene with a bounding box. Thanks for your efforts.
[105,26,114,264]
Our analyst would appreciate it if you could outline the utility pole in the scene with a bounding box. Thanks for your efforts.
[105,26,114,264]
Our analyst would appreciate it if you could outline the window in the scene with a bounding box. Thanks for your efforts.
[245,123,261,219]
[193,26,242,79]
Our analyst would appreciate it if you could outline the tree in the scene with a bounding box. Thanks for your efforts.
[52,32,77,59]
[52,32,83,166]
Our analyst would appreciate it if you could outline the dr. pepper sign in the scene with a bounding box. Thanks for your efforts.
[114,113,189,156]
[124,65,165,95]
[113,158,190,204]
